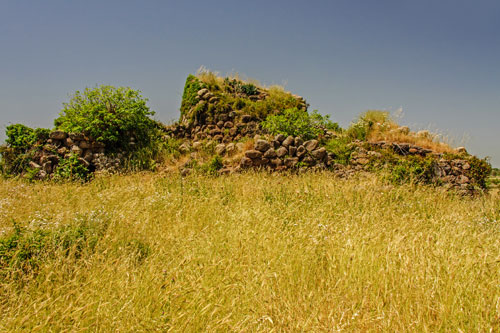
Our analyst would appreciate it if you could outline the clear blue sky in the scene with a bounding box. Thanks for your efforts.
[1,0,499,166]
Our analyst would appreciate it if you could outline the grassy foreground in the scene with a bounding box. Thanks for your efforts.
[1,172,500,331]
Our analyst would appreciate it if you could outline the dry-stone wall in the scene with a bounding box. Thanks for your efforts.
[350,142,478,191]
[235,136,483,194]
[28,131,120,179]
[240,135,329,171]
[163,113,262,144]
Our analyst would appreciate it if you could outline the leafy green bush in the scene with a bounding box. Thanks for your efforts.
[324,137,355,165]
[389,155,436,185]
[262,108,339,140]
[53,154,91,182]
[1,124,49,177]
[5,124,49,151]
[202,155,224,175]
[0,215,108,279]
[467,156,492,189]
[54,86,156,150]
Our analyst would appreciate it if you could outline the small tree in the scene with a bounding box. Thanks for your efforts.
[54,86,156,150]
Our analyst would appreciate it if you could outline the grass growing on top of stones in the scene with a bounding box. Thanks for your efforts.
[348,110,455,153]
[182,68,308,123]
[0,172,499,331]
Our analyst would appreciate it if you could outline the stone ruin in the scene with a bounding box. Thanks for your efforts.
[0,73,491,194]
[162,76,489,194]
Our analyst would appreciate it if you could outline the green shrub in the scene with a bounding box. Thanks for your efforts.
[324,137,355,165]
[467,156,492,189]
[0,215,108,279]
[389,155,436,185]
[309,111,342,132]
[53,154,91,182]
[239,83,258,96]
[54,85,156,150]
[5,124,49,151]
[262,108,339,140]
[202,155,224,175]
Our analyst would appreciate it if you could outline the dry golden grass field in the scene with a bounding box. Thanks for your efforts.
[1,172,500,331]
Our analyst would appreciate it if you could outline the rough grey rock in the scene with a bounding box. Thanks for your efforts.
[304,139,319,152]
[276,147,288,158]
[294,137,304,147]
[282,136,294,148]
[288,146,297,157]
[296,145,307,158]
[226,143,236,155]
[263,148,277,159]
[302,156,314,165]
[311,147,327,160]
[245,150,263,159]
[215,143,226,155]
[271,158,283,167]
[284,157,299,168]
[275,134,286,143]
[255,139,271,152]
[197,88,209,96]
[49,131,67,140]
